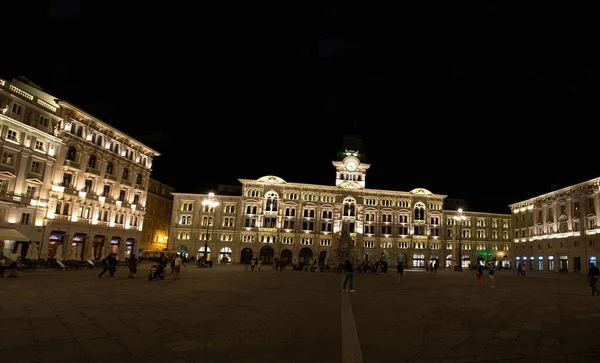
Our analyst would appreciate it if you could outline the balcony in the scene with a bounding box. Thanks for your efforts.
[259,227,277,232]
[134,183,144,191]
[103,174,116,182]
[85,167,100,176]
[63,160,81,171]
[0,192,32,205]
[121,179,132,187]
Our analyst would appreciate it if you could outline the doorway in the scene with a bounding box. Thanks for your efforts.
[559,256,568,273]
[573,256,581,272]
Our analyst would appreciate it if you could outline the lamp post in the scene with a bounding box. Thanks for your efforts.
[201,192,219,266]
[454,208,466,272]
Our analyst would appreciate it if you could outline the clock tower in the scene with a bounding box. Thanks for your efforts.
[332,150,370,188]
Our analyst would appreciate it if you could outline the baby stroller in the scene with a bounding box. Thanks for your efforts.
[148,264,165,281]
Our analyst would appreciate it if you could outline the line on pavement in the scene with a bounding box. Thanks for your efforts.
[341,293,364,363]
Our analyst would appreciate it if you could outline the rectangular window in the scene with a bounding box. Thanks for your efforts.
[6,129,18,142]
[34,140,45,151]
[20,212,30,225]
[30,161,41,174]
[25,186,36,198]
[39,115,49,127]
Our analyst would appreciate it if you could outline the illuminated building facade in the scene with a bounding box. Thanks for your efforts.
[0,76,160,260]
[0,77,63,255]
[169,148,512,267]
[140,178,174,251]
[509,178,600,274]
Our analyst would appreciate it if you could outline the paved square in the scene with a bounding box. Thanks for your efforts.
[1,265,600,363]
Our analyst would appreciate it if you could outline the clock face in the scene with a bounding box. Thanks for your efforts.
[346,162,357,171]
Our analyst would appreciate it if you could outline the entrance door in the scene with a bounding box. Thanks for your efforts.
[240,248,253,264]
[573,257,581,272]
[260,246,275,264]
[560,258,568,273]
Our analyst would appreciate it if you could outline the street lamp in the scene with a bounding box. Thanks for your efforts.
[201,192,219,266]
[454,208,467,272]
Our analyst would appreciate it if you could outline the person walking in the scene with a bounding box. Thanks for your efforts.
[587,262,599,296]
[174,254,186,280]
[517,263,523,276]
[257,258,262,272]
[342,256,355,292]
[476,263,484,287]
[128,253,138,278]
[397,261,404,284]
[489,265,496,288]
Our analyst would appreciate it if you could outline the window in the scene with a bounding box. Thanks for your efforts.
[264,191,278,212]
[102,185,111,198]
[364,198,376,206]
[343,198,356,217]
[6,129,18,142]
[20,213,30,225]
[34,140,44,151]
[11,103,22,115]
[285,207,296,216]
[39,115,49,127]
[321,221,332,232]
[106,162,114,175]
[87,155,97,169]
[301,237,313,245]
[118,190,126,201]
[181,202,193,211]
[178,232,190,240]
[283,220,294,229]
[66,146,77,161]
[25,186,36,198]
[242,234,255,242]
[223,217,235,227]
[62,173,73,188]
[84,179,93,193]
[202,216,214,226]
[136,173,142,185]
[180,215,192,225]
[122,168,129,181]
[244,217,257,227]
[225,205,235,213]
[2,151,14,166]
[30,161,41,174]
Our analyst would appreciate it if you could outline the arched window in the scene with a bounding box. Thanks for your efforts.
[414,203,425,221]
[66,146,77,161]
[87,155,97,169]
[122,168,129,181]
[136,173,142,185]
[343,197,356,217]
[106,162,114,175]
[264,191,278,212]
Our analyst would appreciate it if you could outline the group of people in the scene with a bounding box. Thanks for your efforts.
[97,252,186,280]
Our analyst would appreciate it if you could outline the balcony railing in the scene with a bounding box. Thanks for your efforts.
[64,160,81,170]
[0,192,32,205]
[121,179,132,187]
[85,167,100,176]
[103,174,116,182]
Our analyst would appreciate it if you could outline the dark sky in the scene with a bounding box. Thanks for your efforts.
[3,1,600,214]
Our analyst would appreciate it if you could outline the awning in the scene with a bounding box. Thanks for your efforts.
[0,228,29,241]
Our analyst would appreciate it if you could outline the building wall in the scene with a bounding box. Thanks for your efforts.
[0,77,63,255]
[509,178,600,274]
[168,157,512,267]
[140,178,174,251]
[0,76,160,260]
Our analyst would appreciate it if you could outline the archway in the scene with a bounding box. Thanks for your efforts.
[446,254,452,268]
[219,247,232,264]
[280,249,292,264]
[398,253,407,267]
[260,246,274,264]
[198,246,211,261]
[240,248,253,264]
[177,245,189,259]
[299,247,313,265]
[429,255,439,270]
[318,251,327,265]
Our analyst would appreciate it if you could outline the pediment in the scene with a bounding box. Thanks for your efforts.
[257,175,286,184]
[26,178,44,185]
[337,181,363,189]
[0,171,17,178]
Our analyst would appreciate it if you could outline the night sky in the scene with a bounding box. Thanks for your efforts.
[4,1,600,214]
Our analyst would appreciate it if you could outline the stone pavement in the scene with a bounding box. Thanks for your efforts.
[0,264,599,363]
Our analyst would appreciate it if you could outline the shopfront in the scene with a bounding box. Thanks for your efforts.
[48,231,65,259]
[72,233,87,260]
[93,235,105,260]
[548,256,555,271]
[125,238,135,259]
[559,255,568,272]
[110,237,121,255]
[538,256,544,271]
